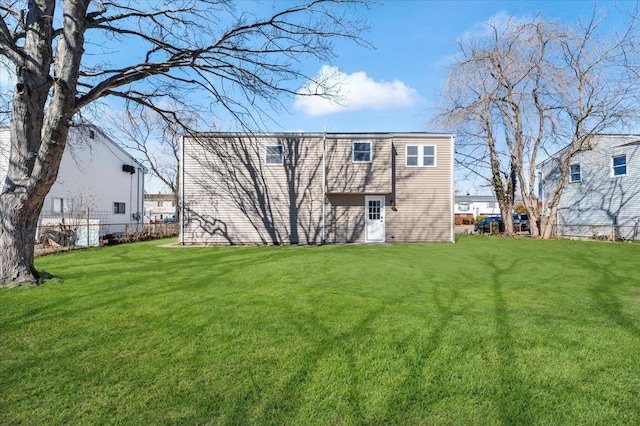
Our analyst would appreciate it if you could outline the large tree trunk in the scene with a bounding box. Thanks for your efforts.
[0,194,44,285]
[0,0,88,286]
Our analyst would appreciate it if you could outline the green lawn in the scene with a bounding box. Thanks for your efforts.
[2,236,640,424]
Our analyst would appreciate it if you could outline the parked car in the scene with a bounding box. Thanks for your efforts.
[513,213,530,232]
[475,214,531,234]
[474,216,504,233]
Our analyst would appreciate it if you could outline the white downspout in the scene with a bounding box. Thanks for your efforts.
[450,135,456,243]
[179,135,185,245]
[138,166,144,232]
[322,129,327,244]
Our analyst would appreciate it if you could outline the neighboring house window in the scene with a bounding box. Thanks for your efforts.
[113,202,126,214]
[612,155,627,176]
[353,141,372,163]
[569,164,581,183]
[459,202,469,211]
[52,197,64,213]
[265,145,283,165]
[406,145,437,167]
[486,202,495,209]
[157,201,163,207]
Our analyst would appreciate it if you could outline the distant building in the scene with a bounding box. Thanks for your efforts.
[144,193,177,222]
[0,124,146,242]
[454,194,499,220]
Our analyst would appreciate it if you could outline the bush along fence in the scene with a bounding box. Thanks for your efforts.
[37,209,178,251]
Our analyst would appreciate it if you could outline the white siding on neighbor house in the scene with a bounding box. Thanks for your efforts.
[144,194,176,222]
[0,126,145,236]
[540,135,640,239]
[454,196,499,218]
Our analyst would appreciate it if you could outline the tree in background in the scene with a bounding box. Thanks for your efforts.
[0,0,369,286]
[109,106,196,222]
[434,9,640,237]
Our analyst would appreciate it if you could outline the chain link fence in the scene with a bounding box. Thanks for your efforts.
[36,209,178,253]
[554,223,640,241]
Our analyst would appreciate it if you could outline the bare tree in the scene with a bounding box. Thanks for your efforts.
[0,0,369,286]
[109,106,195,220]
[433,9,640,238]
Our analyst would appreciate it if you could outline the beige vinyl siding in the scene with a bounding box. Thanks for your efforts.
[325,137,392,194]
[386,136,453,242]
[181,132,454,245]
[325,194,367,243]
[181,134,324,244]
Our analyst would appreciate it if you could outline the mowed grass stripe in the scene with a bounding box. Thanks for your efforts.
[1,236,639,424]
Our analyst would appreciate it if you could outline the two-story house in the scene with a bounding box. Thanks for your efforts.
[0,124,146,243]
[144,193,178,222]
[180,132,455,245]
[538,134,640,240]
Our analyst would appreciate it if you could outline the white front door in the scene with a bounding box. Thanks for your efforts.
[365,196,385,242]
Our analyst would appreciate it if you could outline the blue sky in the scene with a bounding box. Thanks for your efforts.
[274,0,631,134]
[1,0,632,194]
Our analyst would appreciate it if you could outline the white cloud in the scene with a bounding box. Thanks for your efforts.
[294,65,421,117]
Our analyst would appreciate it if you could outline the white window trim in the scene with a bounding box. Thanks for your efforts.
[611,154,627,177]
[352,140,373,163]
[265,144,283,165]
[406,144,437,167]
[569,163,581,183]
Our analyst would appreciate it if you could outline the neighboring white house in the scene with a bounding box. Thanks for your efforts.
[0,124,146,243]
[144,193,177,222]
[454,194,499,220]
[538,134,640,240]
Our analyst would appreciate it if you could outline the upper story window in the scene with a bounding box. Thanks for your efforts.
[352,141,372,163]
[406,145,437,167]
[612,155,627,177]
[569,163,581,183]
[265,145,283,165]
[157,201,163,207]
